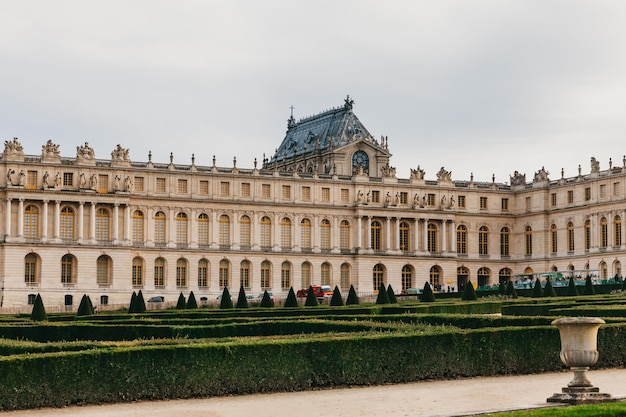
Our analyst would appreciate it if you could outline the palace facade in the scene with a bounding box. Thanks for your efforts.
[1,97,624,310]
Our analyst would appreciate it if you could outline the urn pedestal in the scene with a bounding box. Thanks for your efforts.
[547,317,613,404]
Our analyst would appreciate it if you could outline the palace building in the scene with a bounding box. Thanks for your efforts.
[0,97,624,310]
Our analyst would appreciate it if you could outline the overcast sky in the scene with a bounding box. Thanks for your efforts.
[1,1,626,184]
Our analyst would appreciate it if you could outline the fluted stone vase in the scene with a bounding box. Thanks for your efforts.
[547,317,613,404]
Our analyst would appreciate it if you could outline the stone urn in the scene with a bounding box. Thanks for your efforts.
[547,317,613,404]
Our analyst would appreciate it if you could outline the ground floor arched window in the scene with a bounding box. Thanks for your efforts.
[401,265,413,294]
[373,264,385,290]
[429,265,441,290]
[457,266,469,292]
[477,267,490,287]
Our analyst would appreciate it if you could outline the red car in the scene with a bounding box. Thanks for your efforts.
[296,285,333,300]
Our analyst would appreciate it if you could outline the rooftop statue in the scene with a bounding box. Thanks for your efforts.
[590,157,600,173]
[533,166,550,182]
[436,167,452,182]
[111,144,130,162]
[410,165,425,180]
[510,171,526,186]
[77,142,95,160]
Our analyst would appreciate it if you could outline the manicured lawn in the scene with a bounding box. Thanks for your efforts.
[483,401,626,417]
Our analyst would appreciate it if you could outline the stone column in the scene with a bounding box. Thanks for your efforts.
[273,212,280,251]
[396,217,401,252]
[442,220,447,253]
[53,200,60,240]
[77,202,84,242]
[4,198,11,240]
[112,203,119,244]
[423,219,429,252]
[450,220,457,253]
[17,198,24,238]
[41,200,49,240]
[385,216,391,252]
[414,218,420,254]
[124,205,131,243]
[366,216,372,250]
[90,202,96,242]
[356,215,362,251]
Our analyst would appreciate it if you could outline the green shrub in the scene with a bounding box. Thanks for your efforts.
[461,281,477,301]
[219,288,234,309]
[176,293,187,310]
[346,285,359,305]
[305,285,318,307]
[284,287,299,308]
[387,285,398,304]
[505,281,518,299]
[186,291,198,309]
[236,286,249,309]
[376,283,390,305]
[544,279,557,297]
[260,291,274,308]
[531,279,543,298]
[136,291,146,313]
[498,282,506,296]
[567,277,579,296]
[77,294,94,316]
[584,276,596,296]
[421,282,435,302]
[30,294,47,322]
[330,286,344,306]
[128,291,137,314]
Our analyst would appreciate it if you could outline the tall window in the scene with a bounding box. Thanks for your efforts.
[132,257,144,287]
[175,212,188,245]
[371,220,382,251]
[477,267,490,287]
[176,258,188,288]
[241,183,250,197]
[154,258,165,287]
[600,217,608,249]
[550,224,558,253]
[280,217,292,249]
[60,207,75,240]
[61,254,75,284]
[154,211,166,244]
[24,253,38,284]
[499,268,512,284]
[525,226,533,256]
[615,216,622,247]
[197,213,209,246]
[585,219,591,250]
[26,170,37,189]
[500,227,510,256]
[219,259,230,288]
[301,186,311,201]
[478,226,488,255]
[373,264,385,290]
[95,208,110,241]
[260,216,272,248]
[401,265,413,293]
[321,187,330,202]
[301,218,312,249]
[340,263,350,290]
[399,221,410,252]
[132,210,144,243]
[97,174,108,193]
[429,265,440,288]
[261,261,271,289]
[281,262,291,289]
[320,219,331,250]
[457,225,467,254]
[199,180,209,195]
[340,220,350,251]
[97,255,112,286]
[219,215,230,247]
[239,215,251,248]
[198,259,208,288]
[427,223,437,252]
[134,176,144,192]
[301,262,312,288]
[321,262,331,286]
[568,222,575,252]
[24,205,39,239]
[240,260,250,288]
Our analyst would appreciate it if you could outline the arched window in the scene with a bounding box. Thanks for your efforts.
[219,259,230,288]
[599,261,607,280]
[478,226,489,256]
[456,225,467,254]
[197,213,209,246]
[281,261,291,289]
[373,264,385,290]
[615,216,622,247]
[261,260,271,289]
[154,257,166,287]
[321,262,331,286]
[613,260,622,278]
[96,255,112,286]
[352,150,369,175]
[132,210,144,243]
[401,265,413,293]
[301,218,312,250]
[260,216,272,249]
[477,267,490,287]
[176,258,188,288]
[219,215,230,247]
[132,257,144,287]
[96,208,110,242]
[550,224,558,254]
[340,263,350,289]
[198,259,209,288]
[320,219,331,250]
[499,268,512,284]
[61,254,76,284]
[399,221,410,252]
[281,217,292,249]
[154,211,166,244]
[525,226,533,256]
[176,213,188,245]
[429,265,441,288]
[301,262,312,288]
[239,215,251,248]
[240,260,250,288]
[24,253,39,284]
[584,219,591,250]
[567,222,575,252]
[427,223,438,253]
[371,220,382,251]
[457,266,469,290]
[600,217,608,249]
[340,220,350,251]
[60,207,75,240]
[24,205,39,239]
[500,227,510,257]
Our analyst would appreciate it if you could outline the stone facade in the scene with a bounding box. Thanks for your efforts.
[1,101,625,310]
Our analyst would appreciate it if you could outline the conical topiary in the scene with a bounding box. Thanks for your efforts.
[531,279,543,298]
[544,278,557,297]
[236,286,249,308]
[176,292,187,309]
[260,290,274,307]
[284,287,299,307]
[346,285,360,305]
[584,276,596,296]
[505,281,518,299]
[420,281,435,302]
[186,291,198,309]
[498,282,506,296]
[330,286,344,306]
[375,282,390,304]
[128,291,137,313]
[30,293,47,322]
[77,294,94,316]
[566,276,579,296]
[304,285,319,306]
[219,287,233,309]
[461,280,477,301]
[386,284,398,304]
[135,290,146,313]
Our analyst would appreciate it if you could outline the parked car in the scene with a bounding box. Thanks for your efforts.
[257,291,275,302]
[296,285,333,301]
[147,296,164,303]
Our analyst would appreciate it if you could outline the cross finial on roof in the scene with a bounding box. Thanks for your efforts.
[344,95,354,110]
